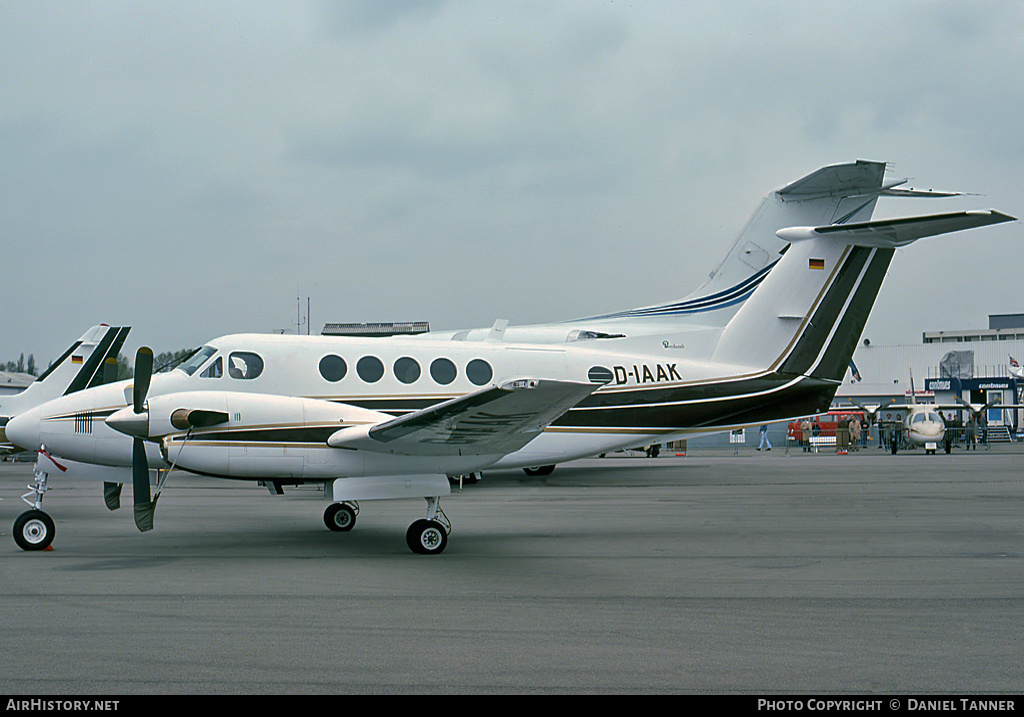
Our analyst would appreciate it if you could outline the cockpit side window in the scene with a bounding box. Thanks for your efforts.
[228,352,264,380]
[176,346,217,376]
[199,356,223,379]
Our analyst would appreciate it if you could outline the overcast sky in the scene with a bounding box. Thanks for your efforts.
[3,1,1022,368]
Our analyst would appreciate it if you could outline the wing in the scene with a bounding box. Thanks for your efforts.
[327,378,598,457]
[777,209,1016,247]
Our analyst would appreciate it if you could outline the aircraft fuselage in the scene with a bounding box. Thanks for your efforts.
[7,331,833,480]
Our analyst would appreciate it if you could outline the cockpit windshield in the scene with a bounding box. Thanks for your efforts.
[176,346,217,376]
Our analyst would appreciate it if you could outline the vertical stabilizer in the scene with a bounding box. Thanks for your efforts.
[583,160,894,325]
[0,325,130,421]
[711,208,1015,382]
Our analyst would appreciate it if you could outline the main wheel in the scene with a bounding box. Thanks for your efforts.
[324,503,356,532]
[406,519,448,555]
[14,510,55,551]
[523,465,555,476]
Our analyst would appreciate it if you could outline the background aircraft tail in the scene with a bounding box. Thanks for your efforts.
[1,325,130,423]
[583,159,962,327]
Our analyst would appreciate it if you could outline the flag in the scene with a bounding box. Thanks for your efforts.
[849,360,862,381]
[1010,355,1018,367]
[809,258,825,270]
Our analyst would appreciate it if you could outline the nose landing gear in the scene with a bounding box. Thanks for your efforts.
[14,466,55,551]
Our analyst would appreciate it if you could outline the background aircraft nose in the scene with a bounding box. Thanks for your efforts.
[5,410,40,453]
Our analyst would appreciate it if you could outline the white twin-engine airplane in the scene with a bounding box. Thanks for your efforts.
[855,373,1023,455]
[5,161,1015,554]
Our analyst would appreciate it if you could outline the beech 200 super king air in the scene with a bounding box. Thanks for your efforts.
[6,162,1015,554]
[1,324,129,454]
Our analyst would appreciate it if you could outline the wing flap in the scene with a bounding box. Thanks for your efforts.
[327,378,598,457]
[776,210,1015,247]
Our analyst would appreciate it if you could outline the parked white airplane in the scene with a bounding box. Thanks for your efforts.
[1,325,130,454]
[6,164,1014,554]
[853,373,1023,455]
[429,159,962,345]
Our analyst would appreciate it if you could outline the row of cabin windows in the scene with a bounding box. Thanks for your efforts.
[183,347,617,388]
[319,355,494,386]
[188,350,494,386]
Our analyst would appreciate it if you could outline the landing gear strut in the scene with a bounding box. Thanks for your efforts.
[14,467,55,551]
[406,496,450,555]
[321,490,451,554]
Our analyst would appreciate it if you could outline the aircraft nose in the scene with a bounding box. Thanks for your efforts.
[105,406,150,438]
[5,411,40,453]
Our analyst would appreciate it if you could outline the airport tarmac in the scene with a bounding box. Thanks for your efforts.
[1,449,1022,695]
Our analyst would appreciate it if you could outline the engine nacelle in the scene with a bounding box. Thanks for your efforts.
[105,391,388,479]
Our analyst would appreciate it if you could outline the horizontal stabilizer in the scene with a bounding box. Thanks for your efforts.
[880,187,964,198]
[328,378,598,457]
[776,210,1016,248]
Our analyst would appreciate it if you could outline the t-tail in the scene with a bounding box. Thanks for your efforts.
[571,159,968,331]
[0,325,130,450]
[711,209,1016,402]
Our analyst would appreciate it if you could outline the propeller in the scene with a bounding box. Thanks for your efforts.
[131,347,156,532]
[106,348,226,532]
[851,400,891,422]
[954,394,998,419]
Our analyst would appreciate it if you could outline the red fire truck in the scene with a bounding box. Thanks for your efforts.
[787,409,867,443]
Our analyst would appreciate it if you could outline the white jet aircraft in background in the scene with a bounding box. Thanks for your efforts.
[1,325,129,454]
[6,162,1014,554]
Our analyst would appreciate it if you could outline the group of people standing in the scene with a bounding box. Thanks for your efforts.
[796,415,869,453]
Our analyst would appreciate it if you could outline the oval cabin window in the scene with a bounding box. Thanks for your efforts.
[430,358,457,385]
[357,356,385,383]
[319,355,347,382]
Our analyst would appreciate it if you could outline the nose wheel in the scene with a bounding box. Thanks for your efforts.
[13,465,56,551]
[14,510,55,551]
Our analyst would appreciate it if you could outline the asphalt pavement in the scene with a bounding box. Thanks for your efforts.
[1,448,1021,694]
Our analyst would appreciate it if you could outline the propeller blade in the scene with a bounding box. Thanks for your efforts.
[955,395,985,416]
[102,356,119,386]
[132,437,156,532]
[103,482,123,511]
[134,500,157,533]
[133,347,154,414]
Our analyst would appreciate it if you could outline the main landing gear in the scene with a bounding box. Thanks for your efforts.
[322,496,451,555]
[324,501,358,532]
[13,467,55,551]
